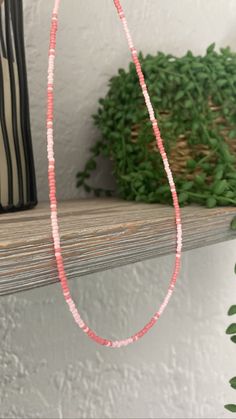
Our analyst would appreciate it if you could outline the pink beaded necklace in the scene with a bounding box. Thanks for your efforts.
[47,0,182,348]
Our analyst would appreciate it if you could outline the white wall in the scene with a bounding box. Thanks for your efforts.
[1,0,236,418]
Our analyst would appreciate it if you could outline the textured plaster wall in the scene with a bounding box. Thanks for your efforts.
[1,0,236,418]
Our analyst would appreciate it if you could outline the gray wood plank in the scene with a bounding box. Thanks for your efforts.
[0,198,236,296]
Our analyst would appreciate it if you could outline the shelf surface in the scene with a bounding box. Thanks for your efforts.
[0,198,236,296]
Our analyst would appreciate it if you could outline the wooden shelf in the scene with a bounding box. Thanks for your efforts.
[0,198,236,296]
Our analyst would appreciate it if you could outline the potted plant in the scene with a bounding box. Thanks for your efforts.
[77,44,236,208]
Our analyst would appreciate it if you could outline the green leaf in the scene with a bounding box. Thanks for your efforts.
[207,43,215,54]
[234,263,236,275]
[157,185,170,194]
[226,191,235,198]
[76,171,85,178]
[192,62,205,69]
[206,197,217,208]
[226,324,236,335]
[197,72,208,80]
[223,107,230,116]
[76,180,84,188]
[186,82,195,90]
[230,217,236,231]
[201,162,212,171]
[181,181,194,191]
[214,168,224,181]
[184,99,193,108]
[231,336,236,344]
[228,306,236,316]
[84,184,91,193]
[229,130,236,139]
[220,46,231,55]
[209,138,218,148]
[195,174,206,185]
[85,160,97,171]
[213,180,228,195]
[217,79,227,87]
[217,197,230,205]
[225,404,236,413]
[186,159,197,169]
[220,145,235,163]
[175,91,185,101]
[178,192,189,204]
[227,173,236,180]
[230,377,236,390]
[192,121,200,131]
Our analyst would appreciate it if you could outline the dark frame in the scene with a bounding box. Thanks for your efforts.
[0,0,37,212]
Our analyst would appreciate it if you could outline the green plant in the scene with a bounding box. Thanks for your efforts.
[225,306,236,412]
[225,217,236,413]
[77,44,236,207]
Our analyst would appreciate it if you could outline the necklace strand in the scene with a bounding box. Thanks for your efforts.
[47,0,182,348]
